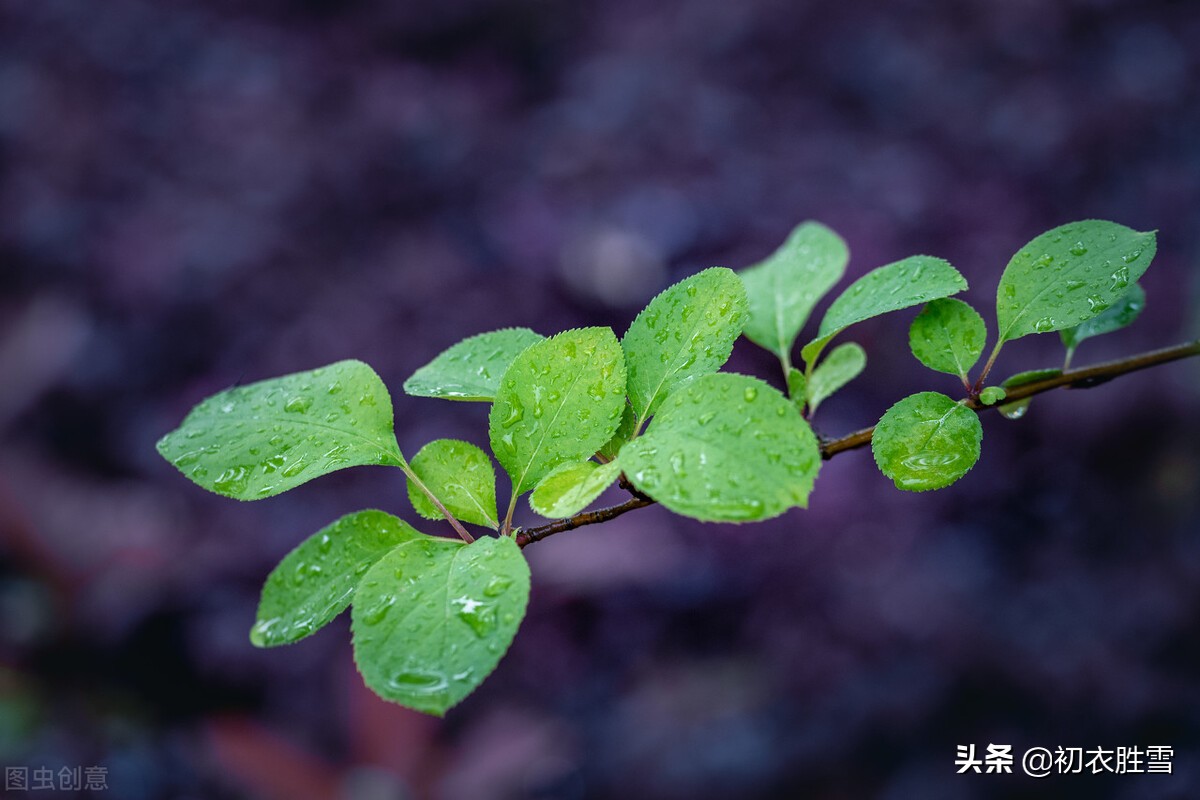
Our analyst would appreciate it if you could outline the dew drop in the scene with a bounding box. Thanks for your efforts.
[453,596,496,638]
[285,395,313,413]
[386,670,449,696]
[483,576,512,597]
[361,596,396,626]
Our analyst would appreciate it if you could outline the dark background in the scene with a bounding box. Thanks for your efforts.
[2,0,1199,798]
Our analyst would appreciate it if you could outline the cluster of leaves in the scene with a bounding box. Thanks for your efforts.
[158,219,1156,715]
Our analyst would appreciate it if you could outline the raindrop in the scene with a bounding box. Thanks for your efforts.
[361,596,396,626]
[285,395,313,413]
[386,670,449,696]
[483,576,512,597]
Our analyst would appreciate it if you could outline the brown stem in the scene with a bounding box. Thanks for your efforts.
[517,339,1200,548]
[515,496,653,547]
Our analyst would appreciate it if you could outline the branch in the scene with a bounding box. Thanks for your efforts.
[516,339,1200,548]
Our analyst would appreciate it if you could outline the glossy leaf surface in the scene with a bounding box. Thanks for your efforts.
[802,256,967,366]
[251,510,421,647]
[996,221,1155,343]
[490,328,626,495]
[157,360,404,500]
[623,373,821,521]
[623,267,748,422]
[872,392,982,492]
[1060,283,1146,352]
[806,343,866,414]
[406,440,498,529]
[352,534,529,716]
[530,459,622,518]
[403,328,544,402]
[739,222,848,361]
[909,298,986,378]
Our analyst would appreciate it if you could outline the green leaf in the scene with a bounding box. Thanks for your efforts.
[622,373,821,522]
[806,343,866,415]
[1060,283,1146,352]
[251,510,421,647]
[872,392,982,492]
[996,221,1156,343]
[979,387,1007,406]
[352,534,530,716]
[739,222,848,362]
[530,459,622,518]
[597,403,637,461]
[909,298,987,379]
[997,368,1062,420]
[157,360,404,500]
[802,256,968,367]
[786,367,807,413]
[490,328,626,496]
[406,440,498,529]
[623,267,749,422]
[403,328,544,402]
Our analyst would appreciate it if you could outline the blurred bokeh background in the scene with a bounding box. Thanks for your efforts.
[2,0,1200,797]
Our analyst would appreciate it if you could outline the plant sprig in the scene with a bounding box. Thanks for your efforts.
[158,218,1195,716]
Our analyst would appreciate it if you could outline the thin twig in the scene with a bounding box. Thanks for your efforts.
[516,339,1200,548]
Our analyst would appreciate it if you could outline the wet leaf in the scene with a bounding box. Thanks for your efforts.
[623,267,748,423]
[490,328,626,495]
[251,510,421,647]
[807,343,866,414]
[739,221,848,362]
[157,360,403,500]
[403,328,544,402]
[996,221,1155,343]
[622,373,821,522]
[872,392,982,492]
[909,298,987,378]
[802,256,967,367]
[406,440,498,529]
[352,534,529,716]
[530,459,622,518]
[1060,283,1146,353]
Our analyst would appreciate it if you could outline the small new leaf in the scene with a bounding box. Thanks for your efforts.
[157,360,403,500]
[623,267,749,423]
[786,367,807,413]
[623,373,821,522]
[909,298,987,379]
[403,328,544,402]
[872,392,982,492]
[739,221,848,363]
[352,534,530,716]
[490,328,626,496]
[598,403,637,462]
[530,459,622,518]
[802,256,967,367]
[407,440,499,529]
[979,387,1007,406]
[996,220,1155,343]
[806,343,866,415]
[251,510,422,647]
[1060,283,1146,353]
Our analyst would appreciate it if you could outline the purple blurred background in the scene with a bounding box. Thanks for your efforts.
[2,0,1200,797]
